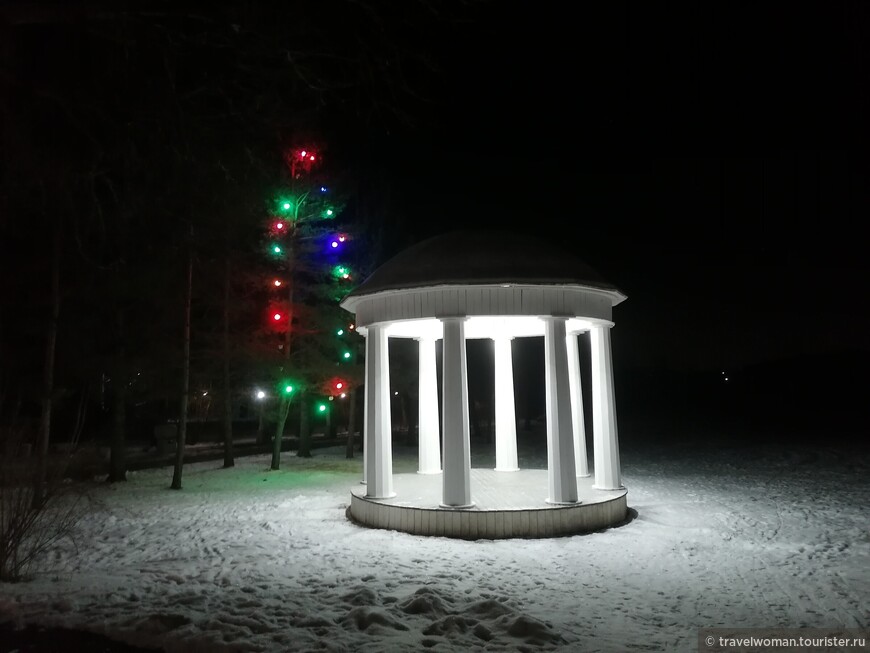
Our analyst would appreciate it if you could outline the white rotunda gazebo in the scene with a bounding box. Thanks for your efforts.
[340,230,628,538]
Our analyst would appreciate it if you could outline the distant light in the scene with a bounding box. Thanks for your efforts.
[282,202,291,210]
[276,222,284,230]
[394,391,398,396]
[724,377,729,382]
[256,390,266,400]
[309,155,315,161]
[273,313,282,321]
[202,391,208,396]
[340,393,346,398]
[284,385,294,394]
[336,329,344,336]
[300,150,307,157]
[335,382,343,390]
[349,324,355,330]
[318,404,326,412]
[274,280,282,287]
[326,209,333,216]
[273,246,281,254]
[338,236,346,242]
[343,352,351,359]
[320,186,327,192]
[331,241,339,248]
[342,273,349,279]
[328,396,334,401]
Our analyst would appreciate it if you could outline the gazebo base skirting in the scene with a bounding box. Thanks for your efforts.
[348,470,628,539]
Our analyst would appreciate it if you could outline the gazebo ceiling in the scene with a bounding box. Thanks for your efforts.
[344,229,623,299]
[368,316,602,340]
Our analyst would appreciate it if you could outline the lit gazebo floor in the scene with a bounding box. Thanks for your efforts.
[348,469,628,539]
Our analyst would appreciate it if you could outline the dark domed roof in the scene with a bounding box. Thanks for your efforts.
[345,229,621,298]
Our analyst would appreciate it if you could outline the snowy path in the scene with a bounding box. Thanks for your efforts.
[1,439,868,652]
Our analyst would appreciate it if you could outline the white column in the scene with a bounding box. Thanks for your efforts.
[440,317,473,508]
[493,336,519,472]
[590,324,622,490]
[364,324,395,498]
[417,337,441,474]
[543,317,578,504]
[566,332,590,477]
[362,350,368,485]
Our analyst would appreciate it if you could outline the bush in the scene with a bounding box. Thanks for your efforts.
[0,421,85,582]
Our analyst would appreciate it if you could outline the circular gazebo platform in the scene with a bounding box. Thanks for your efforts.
[340,230,629,539]
[349,470,627,539]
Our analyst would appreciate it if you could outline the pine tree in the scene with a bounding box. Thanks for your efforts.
[257,142,361,470]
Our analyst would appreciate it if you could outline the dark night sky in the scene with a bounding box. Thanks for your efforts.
[345,2,870,372]
[4,1,867,402]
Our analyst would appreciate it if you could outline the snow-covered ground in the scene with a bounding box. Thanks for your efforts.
[1,431,868,652]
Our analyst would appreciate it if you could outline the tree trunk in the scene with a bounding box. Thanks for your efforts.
[327,403,337,440]
[345,387,357,459]
[108,381,127,481]
[271,396,290,469]
[107,309,127,482]
[298,392,312,458]
[257,400,267,446]
[171,241,193,490]
[221,255,234,468]
[270,277,295,469]
[34,227,61,508]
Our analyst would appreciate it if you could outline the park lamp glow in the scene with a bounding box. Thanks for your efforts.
[254,389,266,401]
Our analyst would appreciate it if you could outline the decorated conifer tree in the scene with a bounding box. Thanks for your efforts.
[260,143,361,469]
